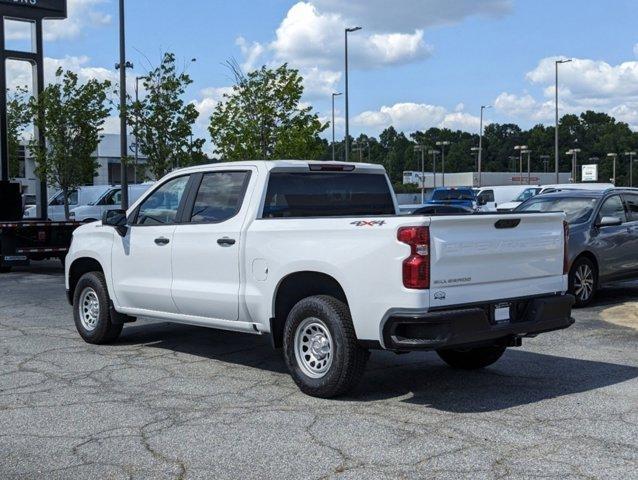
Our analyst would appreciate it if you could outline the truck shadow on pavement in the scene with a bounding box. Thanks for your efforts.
[119,321,638,412]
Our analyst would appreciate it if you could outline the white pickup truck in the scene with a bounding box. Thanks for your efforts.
[65,161,574,398]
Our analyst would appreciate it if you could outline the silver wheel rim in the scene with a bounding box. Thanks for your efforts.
[574,264,594,302]
[79,287,100,331]
[294,317,334,379]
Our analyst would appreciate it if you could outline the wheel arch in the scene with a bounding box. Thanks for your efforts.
[68,257,105,305]
[269,271,349,349]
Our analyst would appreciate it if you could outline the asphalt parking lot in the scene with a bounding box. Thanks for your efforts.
[0,262,637,479]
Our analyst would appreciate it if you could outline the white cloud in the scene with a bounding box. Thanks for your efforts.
[193,86,234,121]
[352,102,482,134]
[301,67,342,98]
[235,37,265,72]
[4,0,111,42]
[269,2,432,70]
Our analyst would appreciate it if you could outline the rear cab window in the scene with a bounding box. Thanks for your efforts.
[262,172,395,218]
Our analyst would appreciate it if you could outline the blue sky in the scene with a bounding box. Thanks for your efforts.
[5,0,638,146]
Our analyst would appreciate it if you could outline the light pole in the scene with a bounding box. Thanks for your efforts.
[414,145,427,203]
[607,153,617,185]
[555,58,572,184]
[134,75,147,184]
[566,148,581,182]
[478,105,491,187]
[471,147,480,173]
[429,149,439,188]
[509,156,518,172]
[117,0,131,210]
[331,92,342,161]
[514,145,528,185]
[625,151,636,187]
[524,149,532,184]
[344,26,361,163]
[540,155,550,173]
[436,141,450,186]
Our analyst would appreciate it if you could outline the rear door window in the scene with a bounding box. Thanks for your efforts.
[188,171,251,224]
[262,172,395,218]
[623,194,638,222]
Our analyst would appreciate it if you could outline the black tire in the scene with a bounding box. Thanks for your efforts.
[437,345,506,370]
[283,295,369,398]
[569,257,597,308]
[73,271,123,344]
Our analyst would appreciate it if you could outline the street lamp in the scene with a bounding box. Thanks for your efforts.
[331,92,342,161]
[436,141,450,186]
[429,149,439,188]
[471,147,480,173]
[607,153,618,185]
[566,148,581,183]
[344,26,362,163]
[540,155,550,173]
[478,105,491,187]
[625,151,636,187]
[508,156,518,173]
[514,145,528,185]
[523,149,532,185]
[555,58,572,184]
[414,145,427,203]
[133,75,149,184]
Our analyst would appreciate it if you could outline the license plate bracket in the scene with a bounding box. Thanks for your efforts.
[493,302,511,324]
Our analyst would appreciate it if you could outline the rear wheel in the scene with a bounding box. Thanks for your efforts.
[569,257,597,308]
[73,271,122,344]
[437,345,506,370]
[283,295,369,398]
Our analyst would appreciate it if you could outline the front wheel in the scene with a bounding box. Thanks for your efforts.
[437,345,506,370]
[73,271,122,344]
[569,257,597,308]
[283,295,369,398]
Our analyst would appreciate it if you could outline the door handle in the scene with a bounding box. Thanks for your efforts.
[217,237,236,246]
[154,237,170,246]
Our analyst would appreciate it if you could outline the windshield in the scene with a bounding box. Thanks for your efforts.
[517,197,599,224]
[515,188,541,202]
[431,189,475,201]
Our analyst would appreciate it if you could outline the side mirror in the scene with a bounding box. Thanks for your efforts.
[102,209,128,236]
[597,216,622,228]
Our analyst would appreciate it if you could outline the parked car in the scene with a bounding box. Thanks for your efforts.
[69,184,153,223]
[498,183,614,211]
[412,204,474,215]
[426,187,478,210]
[474,185,531,212]
[516,188,638,307]
[65,161,573,398]
[23,186,112,221]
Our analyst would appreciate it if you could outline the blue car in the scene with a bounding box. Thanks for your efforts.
[425,187,477,210]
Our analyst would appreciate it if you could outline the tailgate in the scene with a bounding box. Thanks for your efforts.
[428,213,566,307]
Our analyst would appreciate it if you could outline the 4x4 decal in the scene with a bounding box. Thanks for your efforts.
[350,220,386,227]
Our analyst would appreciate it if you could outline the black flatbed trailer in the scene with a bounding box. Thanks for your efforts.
[0,220,80,272]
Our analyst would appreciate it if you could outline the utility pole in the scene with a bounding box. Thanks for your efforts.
[555,58,572,183]
[118,0,130,210]
[436,141,450,187]
[525,149,532,185]
[540,155,550,174]
[429,149,439,188]
[625,151,636,187]
[331,92,342,161]
[344,27,361,163]
[514,145,528,185]
[414,145,427,203]
[607,153,617,186]
[566,148,581,183]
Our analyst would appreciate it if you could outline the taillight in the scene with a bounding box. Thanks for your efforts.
[563,221,569,275]
[398,226,430,289]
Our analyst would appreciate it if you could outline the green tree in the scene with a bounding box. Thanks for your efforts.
[131,52,205,180]
[209,63,327,160]
[6,86,32,178]
[29,68,111,219]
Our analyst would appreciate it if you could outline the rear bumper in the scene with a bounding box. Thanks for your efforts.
[382,294,575,351]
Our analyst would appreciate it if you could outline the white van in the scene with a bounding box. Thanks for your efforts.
[69,184,153,222]
[498,183,615,211]
[474,185,531,211]
[23,186,113,221]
